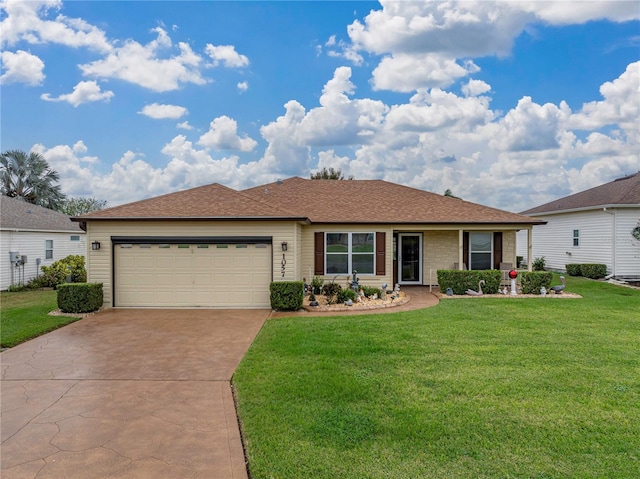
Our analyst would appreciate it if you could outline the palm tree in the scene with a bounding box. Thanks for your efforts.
[0,149,66,209]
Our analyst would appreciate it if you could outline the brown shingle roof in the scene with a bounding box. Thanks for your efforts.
[75,177,542,225]
[1,195,83,232]
[521,172,640,215]
[243,177,541,224]
[76,183,302,220]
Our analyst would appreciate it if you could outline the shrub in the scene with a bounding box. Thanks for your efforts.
[270,281,304,311]
[519,271,553,294]
[57,283,103,313]
[311,276,324,294]
[360,286,382,298]
[580,264,607,279]
[322,282,342,304]
[565,264,582,276]
[436,270,501,295]
[532,256,546,271]
[337,288,357,303]
[39,255,87,288]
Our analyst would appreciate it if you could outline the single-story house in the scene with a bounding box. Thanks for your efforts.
[517,172,640,279]
[75,177,543,308]
[1,195,86,290]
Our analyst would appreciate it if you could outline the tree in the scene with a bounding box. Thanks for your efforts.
[0,149,66,209]
[444,188,461,199]
[310,167,354,180]
[57,197,108,216]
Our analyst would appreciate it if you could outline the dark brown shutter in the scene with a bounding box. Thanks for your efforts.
[376,232,386,275]
[493,232,503,270]
[463,232,469,269]
[314,232,324,275]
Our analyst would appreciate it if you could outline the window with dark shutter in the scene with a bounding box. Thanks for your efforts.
[376,232,385,275]
[314,232,324,275]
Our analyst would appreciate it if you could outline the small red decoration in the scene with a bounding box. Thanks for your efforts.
[508,269,518,279]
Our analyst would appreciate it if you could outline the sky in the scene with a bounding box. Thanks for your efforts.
[1,0,639,213]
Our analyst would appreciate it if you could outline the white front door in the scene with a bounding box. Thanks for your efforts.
[398,233,422,284]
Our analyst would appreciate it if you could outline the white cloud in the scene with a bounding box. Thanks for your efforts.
[79,27,206,92]
[40,80,114,107]
[198,116,257,152]
[372,53,479,92]
[139,103,188,120]
[177,121,194,130]
[462,79,491,97]
[0,0,112,52]
[205,44,249,68]
[0,50,45,85]
[237,81,248,92]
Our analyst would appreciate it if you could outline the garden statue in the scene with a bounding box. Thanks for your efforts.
[466,279,485,296]
[551,276,566,294]
[351,270,360,291]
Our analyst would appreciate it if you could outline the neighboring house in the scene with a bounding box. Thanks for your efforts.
[1,196,87,290]
[75,177,543,308]
[516,172,640,279]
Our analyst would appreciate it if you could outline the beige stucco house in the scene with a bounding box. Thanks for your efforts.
[75,177,543,308]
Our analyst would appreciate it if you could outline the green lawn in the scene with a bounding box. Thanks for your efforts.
[0,289,80,348]
[234,276,640,478]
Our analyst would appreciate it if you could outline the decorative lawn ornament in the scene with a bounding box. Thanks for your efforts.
[509,269,518,296]
[466,279,485,296]
[551,276,566,294]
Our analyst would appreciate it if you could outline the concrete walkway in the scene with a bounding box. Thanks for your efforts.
[1,309,268,479]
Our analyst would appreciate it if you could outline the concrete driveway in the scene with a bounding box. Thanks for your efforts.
[1,308,269,479]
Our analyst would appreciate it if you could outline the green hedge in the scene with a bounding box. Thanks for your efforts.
[57,283,103,313]
[270,281,304,311]
[565,263,607,279]
[436,270,501,295]
[519,271,553,294]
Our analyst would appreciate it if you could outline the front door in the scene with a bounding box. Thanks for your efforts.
[398,233,422,284]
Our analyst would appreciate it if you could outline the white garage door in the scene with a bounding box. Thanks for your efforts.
[115,243,272,307]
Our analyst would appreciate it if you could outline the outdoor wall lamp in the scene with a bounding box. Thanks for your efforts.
[91,241,101,251]
[281,241,288,252]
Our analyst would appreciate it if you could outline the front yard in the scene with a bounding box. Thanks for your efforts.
[0,290,80,349]
[233,277,640,478]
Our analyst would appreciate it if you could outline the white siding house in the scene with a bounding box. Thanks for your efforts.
[517,173,640,279]
[1,196,86,290]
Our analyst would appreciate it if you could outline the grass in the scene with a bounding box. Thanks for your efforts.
[233,276,640,478]
[0,289,80,348]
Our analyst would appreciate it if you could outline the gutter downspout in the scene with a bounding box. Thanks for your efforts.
[603,208,616,276]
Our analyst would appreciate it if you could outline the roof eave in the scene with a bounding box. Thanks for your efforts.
[73,215,310,223]
[522,203,640,216]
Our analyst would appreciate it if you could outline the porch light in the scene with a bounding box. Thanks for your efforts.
[281,241,288,252]
[91,241,101,251]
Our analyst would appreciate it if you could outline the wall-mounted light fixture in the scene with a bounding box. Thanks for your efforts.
[281,241,288,252]
[91,241,101,251]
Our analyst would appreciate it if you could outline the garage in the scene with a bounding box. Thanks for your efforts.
[113,237,272,308]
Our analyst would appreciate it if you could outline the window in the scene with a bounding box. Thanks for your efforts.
[325,232,374,274]
[469,232,492,270]
[70,235,80,241]
[45,240,53,259]
[573,229,579,247]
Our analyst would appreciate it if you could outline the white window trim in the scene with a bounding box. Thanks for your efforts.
[324,232,375,275]
[468,232,493,271]
[45,239,54,260]
[573,229,580,247]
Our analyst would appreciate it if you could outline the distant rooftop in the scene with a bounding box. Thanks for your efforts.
[1,195,83,232]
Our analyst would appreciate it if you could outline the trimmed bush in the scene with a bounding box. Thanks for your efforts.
[39,255,87,288]
[580,264,607,279]
[57,283,103,313]
[519,271,553,294]
[436,270,501,295]
[270,281,304,311]
[565,264,582,276]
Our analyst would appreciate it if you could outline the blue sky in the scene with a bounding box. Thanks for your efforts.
[1,1,639,211]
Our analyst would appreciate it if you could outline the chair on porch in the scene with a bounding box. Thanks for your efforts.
[453,263,467,270]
